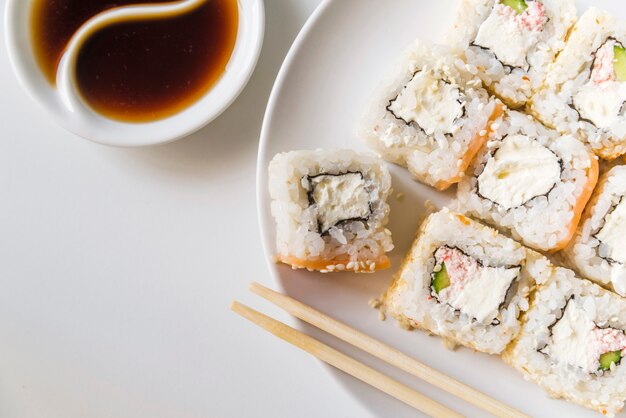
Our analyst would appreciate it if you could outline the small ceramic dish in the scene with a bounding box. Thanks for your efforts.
[4,0,264,147]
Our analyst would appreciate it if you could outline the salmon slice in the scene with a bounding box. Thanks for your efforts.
[278,254,391,273]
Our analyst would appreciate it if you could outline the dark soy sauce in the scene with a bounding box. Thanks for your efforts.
[31,0,239,122]
[32,0,175,85]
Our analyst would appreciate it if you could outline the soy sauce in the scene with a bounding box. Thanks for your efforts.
[31,0,239,122]
[31,0,175,85]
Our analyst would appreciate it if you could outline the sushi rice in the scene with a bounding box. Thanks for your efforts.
[447,0,577,108]
[456,110,598,252]
[268,149,393,273]
[565,166,626,297]
[530,8,626,160]
[358,40,503,191]
[503,267,626,417]
[383,208,551,354]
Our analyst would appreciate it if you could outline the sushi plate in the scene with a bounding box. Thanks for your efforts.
[256,1,625,417]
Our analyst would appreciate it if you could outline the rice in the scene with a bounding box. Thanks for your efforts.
[268,149,393,273]
[357,40,502,191]
[530,8,626,160]
[564,166,626,296]
[447,0,577,108]
[383,208,550,354]
[456,110,598,252]
[503,268,626,417]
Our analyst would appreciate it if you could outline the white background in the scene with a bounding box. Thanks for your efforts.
[0,0,379,416]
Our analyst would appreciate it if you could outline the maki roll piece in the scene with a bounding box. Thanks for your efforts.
[503,268,626,416]
[530,8,626,160]
[565,166,626,296]
[358,41,503,191]
[383,209,551,354]
[447,0,576,108]
[456,110,599,252]
[268,149,393,273]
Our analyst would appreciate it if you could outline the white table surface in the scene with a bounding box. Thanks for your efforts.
[0,0,378,416]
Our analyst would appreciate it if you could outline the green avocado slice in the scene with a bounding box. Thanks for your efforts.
[599,350,622,371]
[501,0,528,14]
[614,45,626,82]
[432,263,450,294]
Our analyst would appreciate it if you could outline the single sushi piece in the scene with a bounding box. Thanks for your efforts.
[383,208,552,354]
[564,166,626,297]
[357,40,503,191]
[447,0,576,108]
[503,267,626,417]
[530,8,626,160]
[456,110,599,252]
[268,149,393,273]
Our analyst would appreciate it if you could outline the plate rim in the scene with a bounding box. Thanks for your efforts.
[256,0,333,288]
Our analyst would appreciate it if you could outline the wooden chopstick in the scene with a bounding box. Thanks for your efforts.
[249,282,529,418]
[231,301,463,418]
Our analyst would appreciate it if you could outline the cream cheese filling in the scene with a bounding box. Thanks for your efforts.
[545,302,596,371]
[434,247,519,323]
[477,135,561,209]
[388,70,465,134]
[597,198,626,265]
[473,3,539,69]
[573,81,626,129]
[308,173,370,233]
[443,265,518,323]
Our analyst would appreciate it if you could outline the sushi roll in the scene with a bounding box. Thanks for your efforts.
[456,110,599,252]
[503,267,626,416]
[565,166,626,297]
[268,149,393,273]
[447,0,577,108]
[357,40,503,191]
[383,209,551,354]
[530,8,626,160]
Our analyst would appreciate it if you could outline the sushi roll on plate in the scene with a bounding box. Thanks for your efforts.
[565,166,626,297]
[530,8,626,160]
[447,0,577,108]
[268,149,393,273]
[358,40,503,191]
[456,110,599,252]
[503,267,626,417]
[383,208,552,354]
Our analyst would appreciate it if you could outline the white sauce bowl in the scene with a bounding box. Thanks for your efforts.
[4,0,265,147]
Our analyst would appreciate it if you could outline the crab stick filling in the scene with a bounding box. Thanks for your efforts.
[431,246,519,323]
[543,301,626,373]
[573,39,626,129]
[473,0,546,69]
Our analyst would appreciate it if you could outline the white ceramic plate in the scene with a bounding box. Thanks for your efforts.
[257,1,626,417]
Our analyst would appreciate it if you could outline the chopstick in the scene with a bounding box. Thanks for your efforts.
[248,282,530,418]
[231,301,463,418]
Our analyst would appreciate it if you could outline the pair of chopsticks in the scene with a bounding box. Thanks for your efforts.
[232,282,529,418]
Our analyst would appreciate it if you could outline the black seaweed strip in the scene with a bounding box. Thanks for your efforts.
[386,70,467,137]
[474,136,565,210]
[469,41,529,74]
[428,245,522,326]
[536,295,574,355]
[592,195,626,266]
[568,102,597,128]
[303,171,373,235]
